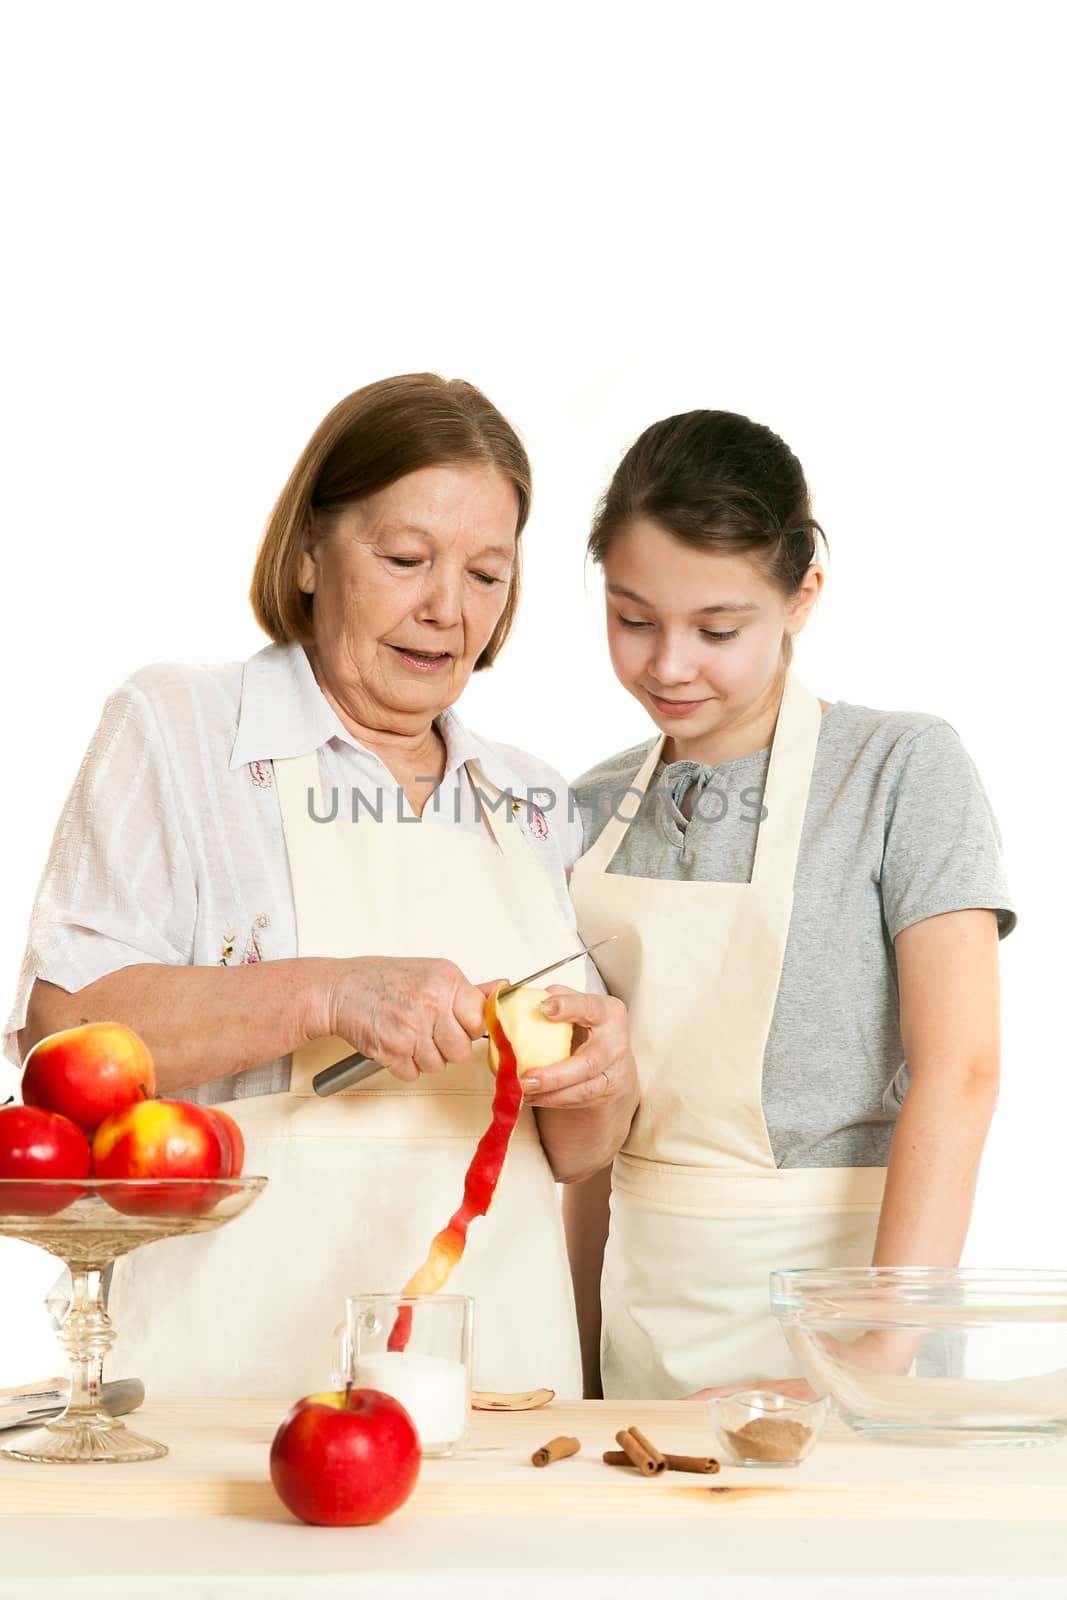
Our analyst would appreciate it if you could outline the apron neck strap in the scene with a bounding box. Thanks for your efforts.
[463,760,541,872]
[578,733,667,874]
[273,749,323,818]
[748,674,822,887]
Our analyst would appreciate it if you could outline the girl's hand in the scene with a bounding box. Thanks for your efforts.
[684,1378,819,1402]
[517,986,639,1113]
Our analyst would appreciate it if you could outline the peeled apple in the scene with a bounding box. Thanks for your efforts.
[487,987,572,1077]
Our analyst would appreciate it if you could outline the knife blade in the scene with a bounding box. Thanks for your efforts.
[311,935,617,1096]
[0,1378,145,1432]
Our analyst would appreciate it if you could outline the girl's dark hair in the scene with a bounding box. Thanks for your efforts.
[588,410,825,595]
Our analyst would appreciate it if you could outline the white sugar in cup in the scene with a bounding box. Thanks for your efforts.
[352,1351,469,1453]
[340,1293,473,1456]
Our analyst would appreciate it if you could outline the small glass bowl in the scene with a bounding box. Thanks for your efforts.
[707,1388,828,1468]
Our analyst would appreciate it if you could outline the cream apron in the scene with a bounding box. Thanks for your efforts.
[107,753,585,1398]
[569,674,885,1398]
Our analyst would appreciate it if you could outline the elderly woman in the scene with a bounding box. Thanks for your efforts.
[5,375,637,1398]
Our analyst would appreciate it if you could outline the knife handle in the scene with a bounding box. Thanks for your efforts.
[100,1378,146,1418]
[1,1378,145,1433]
[312,1053,385,1096]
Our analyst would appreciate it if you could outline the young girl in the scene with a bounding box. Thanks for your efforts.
[565,409,1014,1400]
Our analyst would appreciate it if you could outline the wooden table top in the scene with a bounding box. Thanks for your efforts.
[2,1396,1065,1522]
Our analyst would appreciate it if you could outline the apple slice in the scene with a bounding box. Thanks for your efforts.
[487,986,572,1077]
[471,1388,556,1411]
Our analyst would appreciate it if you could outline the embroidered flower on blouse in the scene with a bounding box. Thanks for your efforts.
[248,760,273,790]
[242,914,270,965]
[509,796,550,840]
[218,915,270,966]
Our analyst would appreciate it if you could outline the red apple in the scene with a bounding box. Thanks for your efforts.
[269,1390,421,1527]
[92,1098,231,1216]
[207,1107,244,1177]
[0,1104,91,1215]
[22,1022,156,1135]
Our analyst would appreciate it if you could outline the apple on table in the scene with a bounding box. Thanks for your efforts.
[270,1390,421,1526]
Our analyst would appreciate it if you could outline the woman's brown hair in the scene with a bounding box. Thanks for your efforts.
[588,409,825,598]
[251,374,531,669]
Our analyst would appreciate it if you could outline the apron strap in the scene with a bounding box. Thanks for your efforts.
[748,674,823,889]
[463,760,562,903]
[273,750,328,891]
[576,733,667,874]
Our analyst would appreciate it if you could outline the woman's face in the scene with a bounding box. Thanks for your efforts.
[299,464,518,730]
[603,519,820,744]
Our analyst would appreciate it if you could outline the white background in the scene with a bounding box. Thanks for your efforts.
[1,1,1063,1388]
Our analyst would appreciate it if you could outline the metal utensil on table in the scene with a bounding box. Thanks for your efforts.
[312,935,618,1096]
[0,1378,145,1433]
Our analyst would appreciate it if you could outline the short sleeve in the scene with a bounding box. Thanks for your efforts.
[880,722,1016,943]
[2,682,197,1069]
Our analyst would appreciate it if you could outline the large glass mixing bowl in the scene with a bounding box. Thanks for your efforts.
[771,1267,1067,1448]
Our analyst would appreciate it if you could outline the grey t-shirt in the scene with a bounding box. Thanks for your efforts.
[572,702,1015,1169]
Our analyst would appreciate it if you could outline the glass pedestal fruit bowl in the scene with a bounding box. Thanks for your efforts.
[0,1176,266,1464]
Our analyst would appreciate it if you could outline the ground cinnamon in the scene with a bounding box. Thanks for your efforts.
[724,1417,812,1462]
[531,1435,581,1467]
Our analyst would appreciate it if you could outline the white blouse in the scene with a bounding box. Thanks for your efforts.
[4,643,599,1103]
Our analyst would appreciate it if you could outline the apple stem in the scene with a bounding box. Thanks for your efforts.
[344,1380,353,1410]
[138,1082,150,1099]
[1,1095,13,1108]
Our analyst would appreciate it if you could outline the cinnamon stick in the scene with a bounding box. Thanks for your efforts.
[532,1435,581,1467]
[614,1427,665,1476]
[664,1453,720,1475]
[603,1449,720,1475]
[628,1425,667,1473]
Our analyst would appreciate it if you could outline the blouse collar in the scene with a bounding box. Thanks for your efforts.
[229,642,516,794]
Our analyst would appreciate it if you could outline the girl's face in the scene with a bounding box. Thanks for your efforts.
[603,519,821,747]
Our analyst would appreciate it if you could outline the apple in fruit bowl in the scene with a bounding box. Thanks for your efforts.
[0,1104,92,1215]
[21,1022,156,1135]
[207,1106,245,1177]
[92,1098,234,1216]
[270,1389,420,1526]
[487,985,572,1076]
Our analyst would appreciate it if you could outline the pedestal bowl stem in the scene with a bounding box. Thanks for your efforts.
[2,1262,167,1464]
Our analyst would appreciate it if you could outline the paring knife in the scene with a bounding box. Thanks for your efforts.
[311,936,617,1096]
[0,1378,145,1432]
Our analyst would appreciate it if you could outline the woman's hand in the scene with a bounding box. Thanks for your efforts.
[518,986,639,1112]
[323,957,500,1083]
